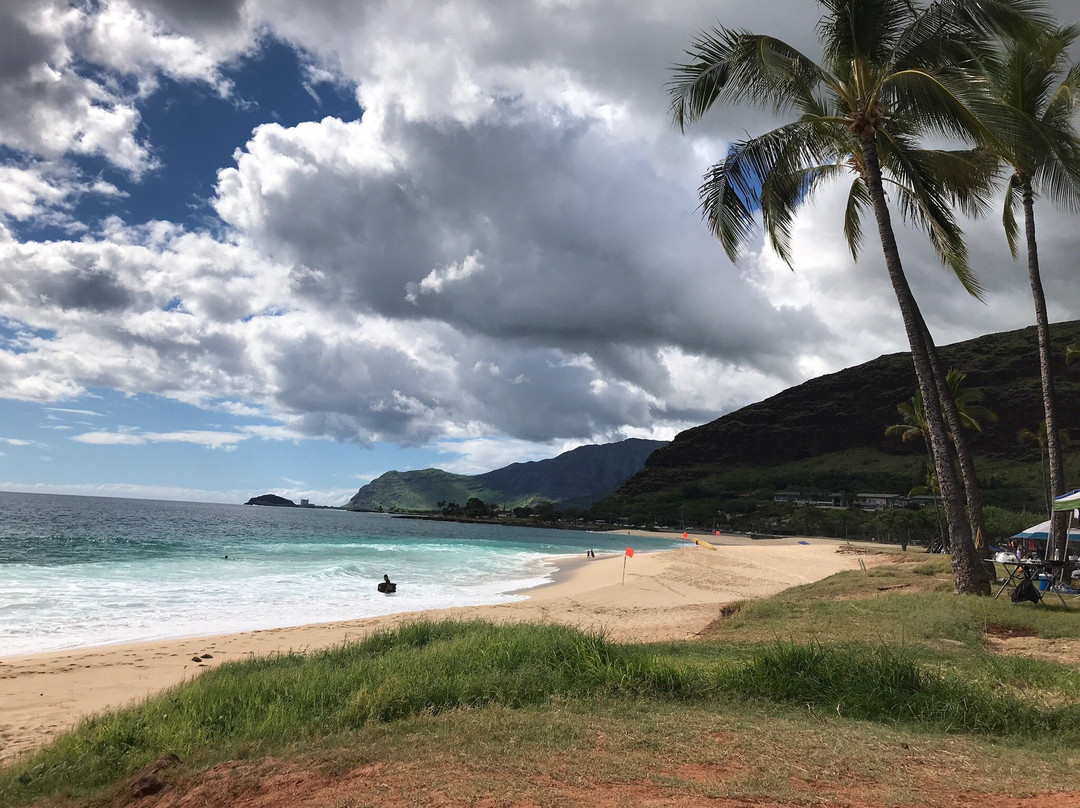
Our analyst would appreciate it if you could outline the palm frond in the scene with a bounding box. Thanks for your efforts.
[881,134,985,298]
[843,179,870,261]
[1002,174,1022,258]
[882,68,995,146]
[758,124,849,264]
[1032,145,1080,213]
[698,120,846,263]
[697,155,757,262]
[668,28,826,130]
[944,0,1055,44]
[890,1,996,74]
[819,0,915,69]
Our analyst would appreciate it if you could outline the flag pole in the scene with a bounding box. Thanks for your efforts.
[622,554,627,585]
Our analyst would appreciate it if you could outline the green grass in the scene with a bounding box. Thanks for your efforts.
[4,556,1080,806]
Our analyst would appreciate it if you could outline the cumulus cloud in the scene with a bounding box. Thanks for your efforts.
[0,0,249,222]
[1,0,1078,476]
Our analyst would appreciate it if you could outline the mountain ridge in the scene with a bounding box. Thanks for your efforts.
[346,438,668,511]
[599,320,1080,522]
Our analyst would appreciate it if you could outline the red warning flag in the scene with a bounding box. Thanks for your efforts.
[624,547,635,557]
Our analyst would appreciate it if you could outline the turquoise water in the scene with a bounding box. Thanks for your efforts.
[0,492,679,655]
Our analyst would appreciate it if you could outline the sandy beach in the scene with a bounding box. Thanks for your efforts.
[0,532,869,763]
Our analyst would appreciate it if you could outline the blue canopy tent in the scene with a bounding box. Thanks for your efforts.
[1010,489,1080,563]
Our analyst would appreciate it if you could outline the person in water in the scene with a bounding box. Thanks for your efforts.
[377,574,397,593]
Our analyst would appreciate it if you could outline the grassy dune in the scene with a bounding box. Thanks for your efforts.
[3,553,1080,806]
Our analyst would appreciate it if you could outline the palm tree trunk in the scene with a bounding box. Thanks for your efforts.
[1021,177,1069,564]
[914,310,989,555]
[858,133,988,594]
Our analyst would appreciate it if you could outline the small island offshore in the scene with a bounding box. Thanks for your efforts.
[244,494,297,507]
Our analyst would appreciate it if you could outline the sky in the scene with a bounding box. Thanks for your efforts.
[1,0,1078,507]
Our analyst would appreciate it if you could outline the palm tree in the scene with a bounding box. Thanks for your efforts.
[885,389,929,445]
[887,370,997,440]
[1018,421,1051,513]
[981,24,1080,564]
[1019,420,1073,516]
[886,369,997,546]
[909,463,946,552]
[668,0,1045,593]
[942,368,997,552]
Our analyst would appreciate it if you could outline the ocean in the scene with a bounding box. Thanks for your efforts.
[0,491,680,656]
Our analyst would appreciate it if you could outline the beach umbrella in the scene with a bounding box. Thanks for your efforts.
[1011,519,1080,542]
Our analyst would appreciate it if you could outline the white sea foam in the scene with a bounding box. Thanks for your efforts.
[0,492,679,655]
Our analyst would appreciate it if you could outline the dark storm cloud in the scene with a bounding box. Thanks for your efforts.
[0,2,53,81]
[217,107,830,391]
[38,268,134,313]
[136,0,249,33]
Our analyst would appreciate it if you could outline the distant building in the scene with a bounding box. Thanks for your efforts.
[300,498,310,507]
[907,494,940,509]
[773,491,846,508]
[854,493,902,511]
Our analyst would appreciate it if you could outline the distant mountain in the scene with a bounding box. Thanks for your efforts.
[598,321,1080,521]
[345,438,668,511]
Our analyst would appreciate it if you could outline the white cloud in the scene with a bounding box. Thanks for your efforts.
[0,478,358,505]
[0,0,250,199]
[72,428,251,449]
[46,407,104,417]
[1,0,1079,482]
[406,251,485,303]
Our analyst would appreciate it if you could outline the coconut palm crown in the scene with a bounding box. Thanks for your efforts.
[668,0,1047,289]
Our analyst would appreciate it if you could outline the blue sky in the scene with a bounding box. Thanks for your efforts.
[1,0,1078,505]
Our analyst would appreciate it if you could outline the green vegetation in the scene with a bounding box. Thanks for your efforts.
[4,555,1080,806]
[598,320,1080,527]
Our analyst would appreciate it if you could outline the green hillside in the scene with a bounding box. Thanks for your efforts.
[346,438,667,511]
[598,321,1080,524]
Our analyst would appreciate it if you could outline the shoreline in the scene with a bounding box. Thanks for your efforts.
[0,533,880,763]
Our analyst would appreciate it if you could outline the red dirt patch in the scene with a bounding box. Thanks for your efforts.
[129,757,1080,808]
[984,622,1039,639]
